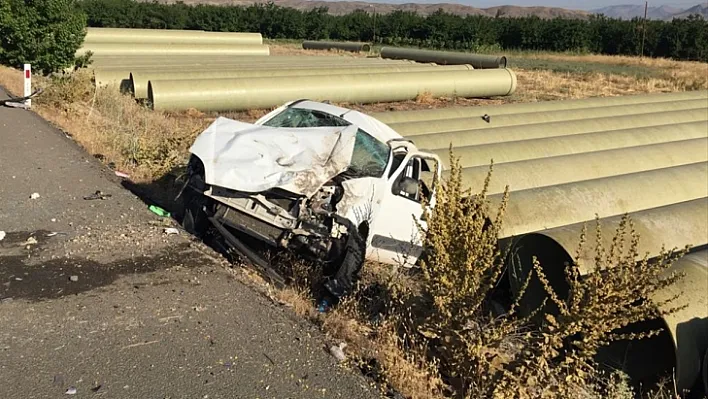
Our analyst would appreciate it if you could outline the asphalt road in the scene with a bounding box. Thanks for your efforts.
[0,91,379,398]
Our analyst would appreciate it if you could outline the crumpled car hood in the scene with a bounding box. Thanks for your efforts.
[189,117,358,197]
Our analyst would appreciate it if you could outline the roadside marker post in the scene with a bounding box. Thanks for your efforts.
[23,64,31,108]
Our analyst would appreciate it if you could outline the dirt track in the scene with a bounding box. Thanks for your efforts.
[0,90,379,398]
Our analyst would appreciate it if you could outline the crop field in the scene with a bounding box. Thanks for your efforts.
[1,21,707,399]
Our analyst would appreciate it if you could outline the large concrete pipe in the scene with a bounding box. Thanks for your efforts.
[455,138,708,195]
[489,162,707,239]
[97,62,435,89]
[96,62,414,72]
[430,121,708,169]
[130,65,474,98]
[88,56,412,67]
[650,250,708,392]
[94,61,416,77]
[303,40,371,52]
[407,109,708,149]
[507,203,707,392]
[75,43,270,57]
[388,99,708,136]
[83,27,263,45]
[380,46,507,69]
[372,90,708,123]
[148,69,518,112]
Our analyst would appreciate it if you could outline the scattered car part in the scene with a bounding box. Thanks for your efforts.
[0,88,43,108]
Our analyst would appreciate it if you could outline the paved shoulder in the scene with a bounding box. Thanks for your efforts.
[0,95,378,398]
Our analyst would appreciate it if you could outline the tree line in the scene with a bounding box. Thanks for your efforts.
[78,0,708,62]
[2,0,706,74]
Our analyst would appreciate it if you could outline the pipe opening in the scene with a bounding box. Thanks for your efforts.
[507,233,572,318]
[509,233,680,391]
[595,318,676,390]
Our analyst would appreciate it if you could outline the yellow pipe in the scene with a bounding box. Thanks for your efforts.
[76,43,270,57]
[388,99,708,135]
[148,69,518,112]
[84,27,263,45]
[506,202,707,392]
[431,121,708,168]
[130,65,472,98]
[491,162,707,238]
[372,90,708,123]
[407,108,708,149]
[456,138,708,194]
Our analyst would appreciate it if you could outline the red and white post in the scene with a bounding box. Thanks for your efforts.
[23,64,31,108]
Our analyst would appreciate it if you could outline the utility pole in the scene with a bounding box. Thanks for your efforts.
[640,1,648,58]
[370,5,377,44]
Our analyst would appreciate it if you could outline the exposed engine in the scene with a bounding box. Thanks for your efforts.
[290,182,348,260]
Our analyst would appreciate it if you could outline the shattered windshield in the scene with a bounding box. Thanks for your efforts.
[344,129,390,179]
[262,107,350,128]
[262,107,390,179]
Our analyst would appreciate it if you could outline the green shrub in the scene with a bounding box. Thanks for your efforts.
[0,0,88,74]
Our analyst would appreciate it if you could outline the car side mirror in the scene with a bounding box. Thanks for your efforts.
[397,177,419,197]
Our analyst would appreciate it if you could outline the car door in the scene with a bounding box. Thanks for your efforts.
[366,152,439,267]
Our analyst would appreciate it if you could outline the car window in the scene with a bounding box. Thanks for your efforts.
[344,129,390,179]
[261,107,350,128]
[393,157,437,203]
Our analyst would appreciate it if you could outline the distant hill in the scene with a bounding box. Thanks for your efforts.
[592,4,680,20]
[592,2,707,20]
[153,0,707,20]
[669,3,708,19]
[155,0,592,19]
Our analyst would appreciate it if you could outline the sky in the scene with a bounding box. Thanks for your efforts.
[374,0,705,11]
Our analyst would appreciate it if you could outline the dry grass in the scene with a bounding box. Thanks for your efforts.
[516,52,708,90]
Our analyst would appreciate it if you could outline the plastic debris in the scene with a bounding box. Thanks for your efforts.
[114,171,130,179]
[149,205,171,217]
[0,231,5,241]
[163,227,180,235]
[23,237,38,246]
[29,193,40,200]
[317,297,334,313]
[65,387,77,395]
[69,275,79,282]
[329,342,347,362]
[83,190,112,200]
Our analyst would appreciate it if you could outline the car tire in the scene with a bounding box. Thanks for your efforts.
[180,159,210,238]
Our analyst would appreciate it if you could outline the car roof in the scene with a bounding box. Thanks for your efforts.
[287,100,403,143]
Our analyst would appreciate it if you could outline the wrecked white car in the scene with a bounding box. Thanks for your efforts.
[178,100,441,298]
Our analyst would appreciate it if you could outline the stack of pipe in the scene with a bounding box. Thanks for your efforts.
[81,29,519,109]
[380,90,708,392]
[77,27,269,58]
[92,56,418,88]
